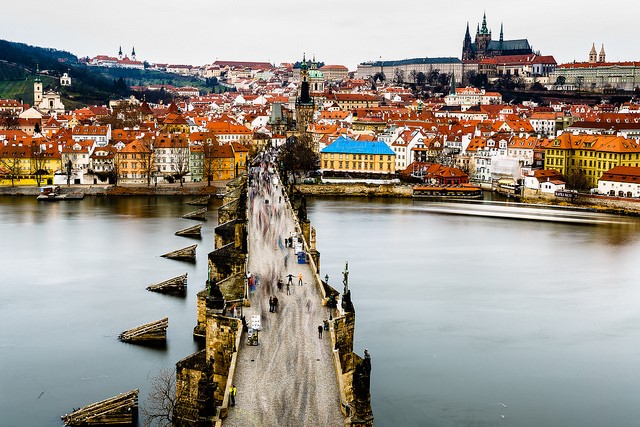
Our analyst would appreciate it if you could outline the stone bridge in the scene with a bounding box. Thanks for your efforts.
[173,169,373,427]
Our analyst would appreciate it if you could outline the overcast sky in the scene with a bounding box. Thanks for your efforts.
[4,0,637,70]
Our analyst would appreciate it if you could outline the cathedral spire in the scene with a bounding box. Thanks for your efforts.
[480,12,488,35]
[499,23,504,43]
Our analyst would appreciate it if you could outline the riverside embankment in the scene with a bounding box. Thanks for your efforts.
[0,184,225,197]
[294,182,413,197]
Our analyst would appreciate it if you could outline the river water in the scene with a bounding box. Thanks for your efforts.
[2,196,640,426]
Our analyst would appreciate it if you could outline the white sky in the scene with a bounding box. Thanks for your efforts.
[4,0,637,70]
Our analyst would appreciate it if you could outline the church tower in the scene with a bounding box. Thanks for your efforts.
[118,45,123,60]
[132,46,137,61]
[462,22,473,60]
[475,13,492,60]
[598,44,606,63]
[295,54,315,133]
[33,65,43,107]
[589,43,597,63]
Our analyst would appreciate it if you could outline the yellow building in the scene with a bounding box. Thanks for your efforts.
[0,140,59,186]
[544,133,640,187]
[320,135,395,174]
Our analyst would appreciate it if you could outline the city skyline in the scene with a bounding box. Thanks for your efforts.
[4,0,638,70]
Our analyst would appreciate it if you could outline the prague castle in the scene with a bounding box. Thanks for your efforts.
[462,13,533,61]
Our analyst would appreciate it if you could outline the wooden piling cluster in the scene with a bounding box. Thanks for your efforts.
[187,195,211,206]
[61,389,139,426]
[147,273,188,295]
[161,244,197,261]
[175,223,202,237]
[119,317,169,343]
[182,208,207,221]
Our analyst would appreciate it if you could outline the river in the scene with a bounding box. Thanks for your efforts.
[2,196,640,426]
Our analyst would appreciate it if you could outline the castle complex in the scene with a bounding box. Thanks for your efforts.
[462,13,533,61]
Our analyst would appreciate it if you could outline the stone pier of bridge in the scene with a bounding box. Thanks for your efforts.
[173,169,373,427]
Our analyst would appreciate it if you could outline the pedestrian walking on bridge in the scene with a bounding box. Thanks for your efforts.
[298,273,303,286]
[318,325,323,339]
[287,273,294,286]
[230,384,237,406]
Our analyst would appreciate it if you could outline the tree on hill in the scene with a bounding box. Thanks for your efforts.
[0,111,20,130]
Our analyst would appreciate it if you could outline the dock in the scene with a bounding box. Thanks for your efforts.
[147,273,188,295]
[182,208,207,221]
[61,389,138,426]
[175,223,202,237]
[187,195,211,206]
[118,317,168,343]
[161,244,197,261]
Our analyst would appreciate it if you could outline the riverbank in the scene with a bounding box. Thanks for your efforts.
[0,183,226,197]
[294,182,413,197]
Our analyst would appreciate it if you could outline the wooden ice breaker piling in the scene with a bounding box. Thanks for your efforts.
[118,317,168,343]
[147,273,188,295]
[61,389,139,426]
[174,224,202,237]
[161,244,197,261]
[182,208,207,221]
[186,195,211,206]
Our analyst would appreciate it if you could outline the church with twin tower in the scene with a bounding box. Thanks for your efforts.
[462,13,533,61]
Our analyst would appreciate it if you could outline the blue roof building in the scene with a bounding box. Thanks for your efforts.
[320,136,396,175]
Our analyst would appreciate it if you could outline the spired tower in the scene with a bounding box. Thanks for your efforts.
[589,43,598,63]
[598,44,606,63]
[462,22,473,60]
[295,53,315,133]
[34,65,43,107]
[131,46,136,61]
[475,13,492,60]
[118,45,123,60]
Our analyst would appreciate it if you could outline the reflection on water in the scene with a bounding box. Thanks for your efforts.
[308,197,640,427]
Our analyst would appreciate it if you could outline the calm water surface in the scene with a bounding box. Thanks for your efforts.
[0,196,214,426]
[308,197,640,427]
[2,196,640,426]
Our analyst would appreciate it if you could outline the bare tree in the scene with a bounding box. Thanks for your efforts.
[30,142,47,187]
[202,141,218,187]
[0,145,25,187]
[408,70,418,84]
[138,139,154,187]
[96,103,143,129]
[0,111,20,130]
[143,368,184,427]
[394,69,405,84]
[172,144,190,187]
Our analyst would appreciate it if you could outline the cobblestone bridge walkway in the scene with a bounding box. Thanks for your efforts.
[223,167,345,426]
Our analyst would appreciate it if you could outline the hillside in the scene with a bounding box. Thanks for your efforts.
[0,40,128,106]
[0,39,227,107]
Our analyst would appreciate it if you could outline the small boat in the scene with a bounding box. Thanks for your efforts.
[413,185,483,199]
[37,185,84,201]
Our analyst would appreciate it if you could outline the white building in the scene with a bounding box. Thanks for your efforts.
[598,166,640,197]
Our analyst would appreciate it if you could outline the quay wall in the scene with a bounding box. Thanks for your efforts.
[0,184,224,196]
[295,183,412,198]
